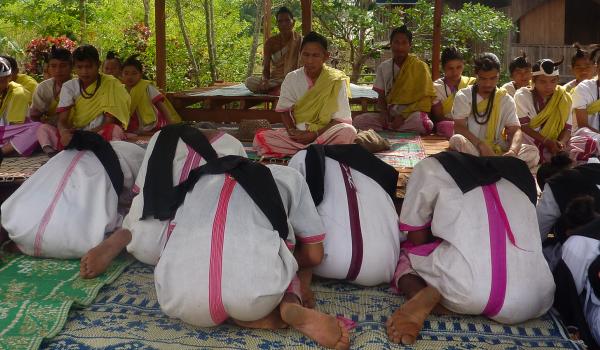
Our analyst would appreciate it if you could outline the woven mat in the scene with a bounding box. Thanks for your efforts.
[0,251,134,350]
[0,155,48,183]
[374,131,427,169]
[41,262,583,350]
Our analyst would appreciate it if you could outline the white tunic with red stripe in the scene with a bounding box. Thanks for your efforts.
[154,165,325,327]
[124,130,247,265]
[2,141,145,258]
[288,150,403,286]
[399,157,555,324]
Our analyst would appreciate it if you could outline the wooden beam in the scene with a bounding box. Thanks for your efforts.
[155,0,167,91]
[301,0,312,35]
[431,0,443,81]
[263,0,272,46]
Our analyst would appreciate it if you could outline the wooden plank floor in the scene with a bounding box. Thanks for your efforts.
[396,135,449,198]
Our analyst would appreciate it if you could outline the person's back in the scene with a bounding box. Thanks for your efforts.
[288,146,402,286]
[125,127,247,265]
[400,155,554,323]
[1,134,144,258]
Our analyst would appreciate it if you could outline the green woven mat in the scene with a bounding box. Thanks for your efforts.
[0,252,133,350]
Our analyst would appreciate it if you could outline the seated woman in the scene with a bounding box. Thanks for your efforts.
[564,44,596,93]
[121,55,181,135]
[536,153,600,270]
[102,51,122,80]
[353,26,436,135]
[449,53,539,168]
[253,32,356,158]
[30,46,74,155]
[245,6,301,95]
[56,45,130,146]
[430,47,475,138]
[0,57,40,158]
[288,144,402,296]
[501,53,532,97]
[516,58,596,163]
[571,46,600,152]
[1,131,145,259]
[387,152,555,345]
[78,124,246,275]
[553,196,600,349]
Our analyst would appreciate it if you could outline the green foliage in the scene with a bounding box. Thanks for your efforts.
[405,0,514,76]
[314,0,404,82]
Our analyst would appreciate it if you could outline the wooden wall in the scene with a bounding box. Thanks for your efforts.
[518,0,565,45]
[565,0,600,44]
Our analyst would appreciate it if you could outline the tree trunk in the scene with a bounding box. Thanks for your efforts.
[175,0,201,86]
[79,0,86,43]
[246,0,264,78]
[203,0,219,82]
[142,0,150,27]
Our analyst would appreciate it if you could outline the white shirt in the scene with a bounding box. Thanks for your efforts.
[452,85,520,149]
[275,67,352,129]
[57,78,105,129]
[572,79,600,130]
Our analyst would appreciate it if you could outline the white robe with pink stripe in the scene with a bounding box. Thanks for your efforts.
[155,165,325,327]
[399,157,555,324]
[1,141,145,258]
[124,131,247,265]
[288,150,403,286]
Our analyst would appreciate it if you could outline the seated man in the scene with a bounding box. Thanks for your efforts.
[430,47,475,138]
[353,26,436,135]
[56,44,130,146]
[0,57,40,157]
[571,47,600,152]
[78,124,246,273]
[29,46,74,155]
[253,32,356,158]
[564,44,595,93]
[516,58,596,163]
[1,55,38,98]
[449,53,539,169]
[288,144,402,290]
[1,131,145,259]
[501,53,531,97]
[245,6,301,95]
[387,152,555,345]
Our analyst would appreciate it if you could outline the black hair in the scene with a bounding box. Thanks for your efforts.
[122,55,143,73]
[536,151,573,189]
[72,45,100,64]
[0,55,18,74]
[571,43,591,67]
[48,45,72,64]
[389,25,412,45]
[564,195,599,230]
[276,6,294,20]
[441,46,463,67]
[590,44,600,65]
[301,31,328,51]
[473,52,501,73]
[105,51,121,64]
[508,52,531,74]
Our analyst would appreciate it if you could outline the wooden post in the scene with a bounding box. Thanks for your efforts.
[263,0,272,46]
[431,0,443,81]
[301,0,312,36]
[155,0,167,91]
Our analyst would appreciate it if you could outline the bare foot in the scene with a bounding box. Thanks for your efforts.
[80,229,131,279]
[280,302,350,350]
[386,286,441,345]
[233,309,287,330]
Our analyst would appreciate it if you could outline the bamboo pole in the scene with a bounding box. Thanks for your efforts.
[431,0,443,81]
[155,0,167,91]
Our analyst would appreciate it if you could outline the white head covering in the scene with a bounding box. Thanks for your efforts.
[0,57,12,78]
[532,59,560,77]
